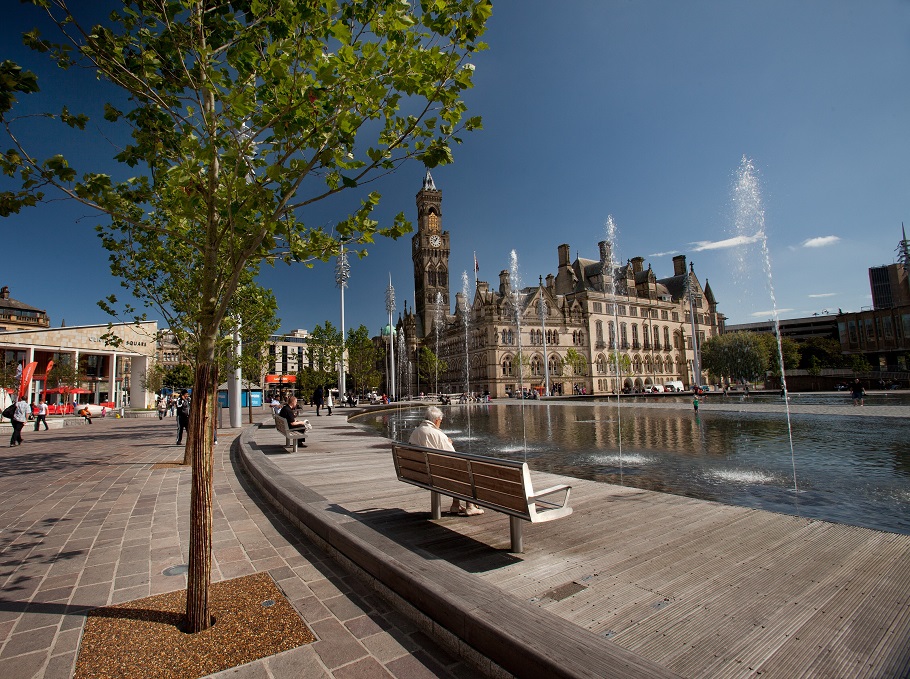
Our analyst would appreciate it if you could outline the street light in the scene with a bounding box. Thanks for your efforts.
[684,265,702,387]
[385,275,396,400]
[335,238,351,402]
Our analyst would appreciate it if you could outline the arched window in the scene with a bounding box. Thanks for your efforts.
[501,356,513,376]
[596,320,604,343]
[653,325,660,347]
[645,356,652,372]
[549,354,562,376]
[631,324,639,347]
[666,357,674,373]
[620,323,628,348]
[596,354,606,374]
[664,326,671,349]
[632,355,642,373]
[655,356,663,372]
[530,356,542,376]
[608,321,615,348]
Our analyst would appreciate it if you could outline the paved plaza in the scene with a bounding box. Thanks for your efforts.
[0,411,480,679]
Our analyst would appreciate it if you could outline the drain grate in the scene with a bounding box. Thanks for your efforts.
[540,581,588,602]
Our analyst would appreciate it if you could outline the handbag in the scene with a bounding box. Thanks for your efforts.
[2,404,17,419]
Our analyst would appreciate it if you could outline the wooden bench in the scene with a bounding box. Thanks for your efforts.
[391,443,572,552]
[273,414,307,452]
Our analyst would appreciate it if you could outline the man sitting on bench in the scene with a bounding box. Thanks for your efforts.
[408,406,483,516]
[278,396,308,433]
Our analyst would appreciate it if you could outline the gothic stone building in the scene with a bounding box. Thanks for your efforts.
[393,171,724,398]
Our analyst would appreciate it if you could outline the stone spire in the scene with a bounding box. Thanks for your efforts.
[422,168,437,191]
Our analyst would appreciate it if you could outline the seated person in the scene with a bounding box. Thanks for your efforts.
[277,396,308,430]
[78,407,93,424]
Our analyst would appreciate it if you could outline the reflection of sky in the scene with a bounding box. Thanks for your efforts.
[359,403,910,535]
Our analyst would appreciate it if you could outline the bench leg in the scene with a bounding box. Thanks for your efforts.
[509,516,524,553]
[431,491,442,520]
[290,436,297,453]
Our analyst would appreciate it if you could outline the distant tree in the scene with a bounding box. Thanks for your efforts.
[564,348,588,376]
[851,355,873,374]
[798,337,844,369]
[806,355,822,377]
[164,364,194,390]
[141,363,166,395]
[756,334,801,376]
[701,332,768,384]
[417,346,447,392]
[307,322,343,388]
[606,352,632,376]
[0,360,19,415]
[346,325,381,396]
[296,366,323,402]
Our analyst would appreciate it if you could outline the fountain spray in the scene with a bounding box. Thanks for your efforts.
[605,216,624,484]
[461,271,472,450]
[510,250,529,459]
[733,156,798,499]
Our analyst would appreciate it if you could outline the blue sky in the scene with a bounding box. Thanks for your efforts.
[3,1,909,337]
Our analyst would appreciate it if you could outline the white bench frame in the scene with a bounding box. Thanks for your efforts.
[391,443,572,552]
[273,414,307,452]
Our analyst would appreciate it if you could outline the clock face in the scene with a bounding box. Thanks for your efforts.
[429,234,442,247]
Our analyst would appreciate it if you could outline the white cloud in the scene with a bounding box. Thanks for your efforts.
[801,235,840,248]
[808,293,837,298]
[647,250,679,258]
[689,233,762,252]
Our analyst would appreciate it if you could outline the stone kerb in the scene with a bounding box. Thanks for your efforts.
[235,420,678,679]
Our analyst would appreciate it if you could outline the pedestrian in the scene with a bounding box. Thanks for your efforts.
[9,395,30,446]
[176,389,191,444]
[325,388,333,416]
[313,384,325,416]
[34,400,49,431]
[693,395,699,413]
[157,396,167,420]
[851,379,865,407]
[408,406,484,516]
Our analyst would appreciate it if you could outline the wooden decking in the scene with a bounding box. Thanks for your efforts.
[255,413,910,678]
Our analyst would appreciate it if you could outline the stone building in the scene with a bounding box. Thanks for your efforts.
[391,171,724,397]
[0,286,50,332]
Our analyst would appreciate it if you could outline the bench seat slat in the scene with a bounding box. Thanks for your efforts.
[469,461,525,483]
[475,487,531,513]
[431,477,473,497]
[471,473,525,497]
[427,465,472,485]
[398,457,428,475]
[426,453,470,472]
[396,448,428,463]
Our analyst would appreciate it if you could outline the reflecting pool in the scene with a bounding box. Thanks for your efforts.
[357,403,910,535]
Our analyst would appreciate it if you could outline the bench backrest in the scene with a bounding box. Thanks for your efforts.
[392,443,533,520]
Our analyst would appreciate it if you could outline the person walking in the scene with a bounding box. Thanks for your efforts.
[851,379,865,406]
[10,395,30,447]
[325,388,333,416]
[157,396,167,420]
[408,406,484,516]
[34,400,49,431]
[313,384,325,416]
[693,395,699,413]
[176,390,191,444]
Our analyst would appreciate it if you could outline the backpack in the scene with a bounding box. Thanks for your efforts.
[180,397,191,416]
[2,404,16,419]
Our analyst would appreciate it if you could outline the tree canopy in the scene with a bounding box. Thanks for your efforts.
[1,0,491,634]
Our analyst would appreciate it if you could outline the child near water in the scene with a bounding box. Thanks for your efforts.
[693,395,699,412]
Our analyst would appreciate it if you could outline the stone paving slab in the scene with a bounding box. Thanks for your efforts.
[0,411,479,679]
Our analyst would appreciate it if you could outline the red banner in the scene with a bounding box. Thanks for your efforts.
[264,374,297,383]
[18,362,37,399]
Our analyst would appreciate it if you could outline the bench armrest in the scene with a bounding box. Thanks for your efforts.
[529,484,571,509]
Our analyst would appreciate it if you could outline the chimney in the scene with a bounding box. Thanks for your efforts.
[499,269,511,297]
[558,243,571,268]
[631,257,644,274]
[672,254,686,276]
[598,240,612,263]
[0,286,9,300]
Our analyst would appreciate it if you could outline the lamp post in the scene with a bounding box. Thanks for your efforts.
[335,238,351,402]
[385,276,396,400]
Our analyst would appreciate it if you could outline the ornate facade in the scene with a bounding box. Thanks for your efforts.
[394,171,725,397]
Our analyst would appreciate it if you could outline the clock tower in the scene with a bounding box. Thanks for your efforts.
[413,169,450,338]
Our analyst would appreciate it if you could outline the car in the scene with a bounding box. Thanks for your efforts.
[647,385,664,393]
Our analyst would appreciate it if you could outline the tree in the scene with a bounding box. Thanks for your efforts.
[564,348,587,376]
[140,363,166,395]
[164,364,195,390]
[755,334,800,376]
[700,332,768,384]
[2,0,490,634]
[851,355,872,374]
[798,337,844,369]
[347,325,381,396]
[307,321,344,388]
[416,346,447,392]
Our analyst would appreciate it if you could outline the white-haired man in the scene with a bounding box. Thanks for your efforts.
[408,406,484,516]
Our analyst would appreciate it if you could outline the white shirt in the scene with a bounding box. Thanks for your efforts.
[408,419,455,452]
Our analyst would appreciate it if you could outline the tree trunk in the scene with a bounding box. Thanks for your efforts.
[184,351,216,633]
